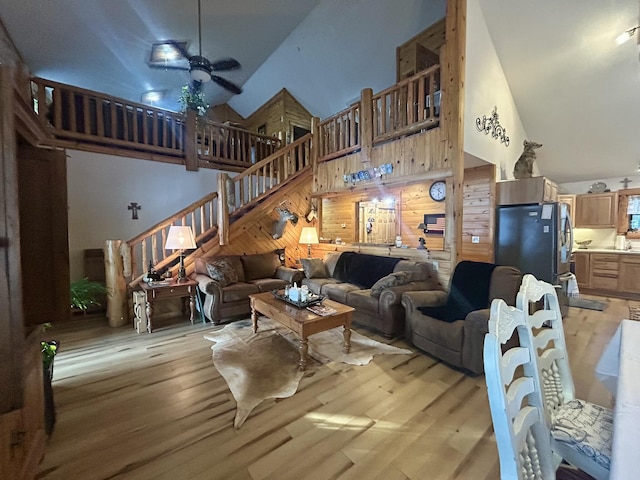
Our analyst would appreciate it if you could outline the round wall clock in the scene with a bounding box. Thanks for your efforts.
[429,180,446,202]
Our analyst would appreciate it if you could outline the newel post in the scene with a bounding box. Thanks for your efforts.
[360,88,373,164]
[184,109,198,172]
[311,116,319,180]
[218,172,229,245]
[104,240,128,327]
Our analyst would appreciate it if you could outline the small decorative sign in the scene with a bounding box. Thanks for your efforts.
[476,106,510,146]
[343,163,393,184]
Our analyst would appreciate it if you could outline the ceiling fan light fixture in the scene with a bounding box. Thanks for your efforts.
[141,90,165,104]
[190,66,211,82]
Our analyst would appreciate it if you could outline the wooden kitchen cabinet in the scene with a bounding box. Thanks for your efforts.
[573,252,590,288]
[619,255,640,294]
[590,253,619,290]
[497,176,558,205]
[575,192,618,228]
[558,194,576,227]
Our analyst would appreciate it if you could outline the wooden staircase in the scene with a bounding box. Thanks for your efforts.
[122,133,314,287]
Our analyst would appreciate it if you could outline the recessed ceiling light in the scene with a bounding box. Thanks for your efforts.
[149,42,187,63]
[141,90,165,105]
[616,26,639,45]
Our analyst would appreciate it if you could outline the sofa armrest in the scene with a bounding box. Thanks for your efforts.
[461,308,491,375]
[193,273,222,296]
[379,281,443,307]
[275,266,304,284]
[400,290,448,313]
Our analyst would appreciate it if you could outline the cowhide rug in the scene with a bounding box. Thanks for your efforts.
[203,318,412,428]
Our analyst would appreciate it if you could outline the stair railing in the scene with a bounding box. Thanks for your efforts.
[123,131,314,284]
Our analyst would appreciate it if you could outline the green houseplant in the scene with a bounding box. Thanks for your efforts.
[178,83,209,116]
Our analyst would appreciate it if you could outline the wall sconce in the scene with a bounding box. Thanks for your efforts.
[417,222,428,234]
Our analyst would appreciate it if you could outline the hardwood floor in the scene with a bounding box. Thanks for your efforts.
[36,295,627,480]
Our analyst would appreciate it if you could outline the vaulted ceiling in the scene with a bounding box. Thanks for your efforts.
[1,0,638,186]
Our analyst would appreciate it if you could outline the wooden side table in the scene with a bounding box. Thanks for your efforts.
[138,279,199,333]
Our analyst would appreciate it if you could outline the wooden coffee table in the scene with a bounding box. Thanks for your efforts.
[249,291,355,371]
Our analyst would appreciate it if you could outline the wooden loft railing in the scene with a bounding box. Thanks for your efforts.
[317,66,441,161]
[27,66,439,170]
[372,64,441,142]
[28,77,282,170]
[122,132,313,285]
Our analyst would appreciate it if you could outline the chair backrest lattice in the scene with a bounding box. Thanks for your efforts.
[516,274,575,416]
[484,298,557,479]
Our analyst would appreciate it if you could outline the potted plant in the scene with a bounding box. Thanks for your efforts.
[42,278,109,434]
[178,83,209,116]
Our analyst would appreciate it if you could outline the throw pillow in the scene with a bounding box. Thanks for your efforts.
[301,258,328,279]
[370,271,413,298]
[206,258,239,287]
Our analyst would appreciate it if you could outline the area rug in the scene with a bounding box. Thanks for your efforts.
[568,297,607,311]
[203,318,412,428]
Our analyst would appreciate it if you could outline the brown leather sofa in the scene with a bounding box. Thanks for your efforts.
[192,252,304,324]
[401,261,523,374]
[301,251,443,338]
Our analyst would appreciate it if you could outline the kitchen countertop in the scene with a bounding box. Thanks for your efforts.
[573,247,640,255]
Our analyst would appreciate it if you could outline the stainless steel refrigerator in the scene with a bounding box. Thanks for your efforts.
[495,202,573,285]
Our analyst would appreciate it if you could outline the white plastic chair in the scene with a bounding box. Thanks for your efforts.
[517,274,613,480]
[484,298,558,479]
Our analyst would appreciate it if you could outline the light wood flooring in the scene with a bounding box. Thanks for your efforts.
[36,295,629,480]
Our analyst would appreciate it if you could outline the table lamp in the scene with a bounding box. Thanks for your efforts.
[299,227,319,258]
[165,225,196,282]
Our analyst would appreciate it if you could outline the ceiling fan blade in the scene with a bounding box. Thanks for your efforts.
[211,75,243,94]
[210,58,241,72]
[148,64,190,72]
[166,40,191,59]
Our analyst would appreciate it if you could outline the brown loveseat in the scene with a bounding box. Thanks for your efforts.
[401,261,523,374]
[300,251,442,338]
[192,252,304,324]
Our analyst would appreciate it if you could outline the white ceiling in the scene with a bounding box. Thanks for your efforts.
[0,0,638,185]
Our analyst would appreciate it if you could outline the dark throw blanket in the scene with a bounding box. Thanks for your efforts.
[333,252,403,289]
[418,261,497,322]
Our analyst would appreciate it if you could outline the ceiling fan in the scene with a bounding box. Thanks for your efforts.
[148,0,243,95]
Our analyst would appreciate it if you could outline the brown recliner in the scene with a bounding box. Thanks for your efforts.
[401,261,523,374]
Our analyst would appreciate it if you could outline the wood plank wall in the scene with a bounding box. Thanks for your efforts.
[245,88,313,144]
[206,104,246,126]
[319,182,446,251]
[396,18,446,81]
[460,164,495,263]
[195,173,315,268]
[314,127,448,194]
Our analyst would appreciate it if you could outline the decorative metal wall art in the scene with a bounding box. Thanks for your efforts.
[476,106,510,146]
[343,163,393,184]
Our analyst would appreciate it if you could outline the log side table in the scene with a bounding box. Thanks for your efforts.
[138,279,199,333]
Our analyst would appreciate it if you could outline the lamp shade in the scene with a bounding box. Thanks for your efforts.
[165,226,196,250]
[299,227,319,245]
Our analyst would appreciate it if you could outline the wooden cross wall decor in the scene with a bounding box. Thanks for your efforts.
[621,178,632,189]
[128,202,141,220]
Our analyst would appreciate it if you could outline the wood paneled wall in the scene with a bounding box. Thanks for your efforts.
[460,164,495,263]
[206,104,246,126]
[195,173,314,268]
[396,18,446,81]
[245,88,313,144]
[314,127,448,194]
[319,181,445,251]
